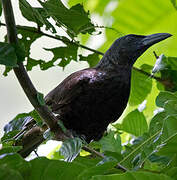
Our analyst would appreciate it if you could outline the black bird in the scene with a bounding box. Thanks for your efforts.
[45,33,171,142]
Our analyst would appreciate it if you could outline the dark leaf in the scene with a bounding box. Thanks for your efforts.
[39,0,95,36]
[0,42,17,67]
[19,0,56,32]
[44,43,78,68]
[26,57,43,71]
[60,137,83,162]
[0,167,23,180]
[17,26,42,57]
[0,153,30,179]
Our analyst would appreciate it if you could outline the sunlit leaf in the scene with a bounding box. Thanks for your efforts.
[60,137,83,162]
[121,109,148,136]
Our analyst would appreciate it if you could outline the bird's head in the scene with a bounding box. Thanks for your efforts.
[99,33,172,68]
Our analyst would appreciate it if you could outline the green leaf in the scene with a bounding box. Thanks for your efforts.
[92,171,173,180]
[60,137,83,162]
[37,92,45,106]
[99,131,122,154]
[13,42,26,62]
[39,0,95,36]
[78,161,117,180]
[0,153,30,179]
[3,113,33,133]
[0,42,17,67]
[121,109,148,136]
[0,167,23,180]
[1,130,20,146]
[29,157,85,180]
[17,27,42,57]
[19,0,56,32]
[129,69,152,106]
[0,146,22,155]
[170,0,177,10]
[164,100,177,115]
[156,91,177,107]
[79,53,100,67]
[43,129,54,140]
[44,43,78,68]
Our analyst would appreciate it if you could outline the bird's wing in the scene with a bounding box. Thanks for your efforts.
[45,68,96,113]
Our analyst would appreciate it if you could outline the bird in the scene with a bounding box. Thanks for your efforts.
[45,33,171,143]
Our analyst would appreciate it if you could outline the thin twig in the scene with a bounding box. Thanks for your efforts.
[82,146,127,172]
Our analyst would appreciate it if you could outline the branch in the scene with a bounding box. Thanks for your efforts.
[82,146,127,172]
[2,0,68,141]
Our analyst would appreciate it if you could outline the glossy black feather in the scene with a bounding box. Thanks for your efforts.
[45,33,171,142]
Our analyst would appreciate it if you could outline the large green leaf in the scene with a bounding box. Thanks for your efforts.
[129,69,152,106]
[120,109,148,137]
[0,167,23,180]
[29,157,85,180]
[0,153,30,179]
[92,171,173,180]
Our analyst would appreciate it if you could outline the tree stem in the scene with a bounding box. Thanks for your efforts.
[2,0,66,139]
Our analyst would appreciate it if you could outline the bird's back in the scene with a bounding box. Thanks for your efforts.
[45,66,132,142]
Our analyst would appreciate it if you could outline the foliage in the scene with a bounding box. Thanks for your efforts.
[1,0,177,179]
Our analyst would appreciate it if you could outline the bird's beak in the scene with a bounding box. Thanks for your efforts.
[142,33,172,46]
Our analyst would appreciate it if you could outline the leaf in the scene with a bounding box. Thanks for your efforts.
[39,0,95,36]
[0,153,30,179]
[3,113,33,134]
[37,92,45,106]
[79,53,100,67]
[129,69,152,106]
[19,0,56,32]
[44,43,78,68]
[170,0,177,10]
[17,26,42,57]
[0,146,22,156]
[156,91,177,107]
[0,167,23,180]
[121,109,148,136]
[0,42,17,67]
[92,171,173,180]
[164,100,177,116]
[78,161,117,180]
[29,157,85,180]
[59,137,83,162]
[99,131,122,154]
